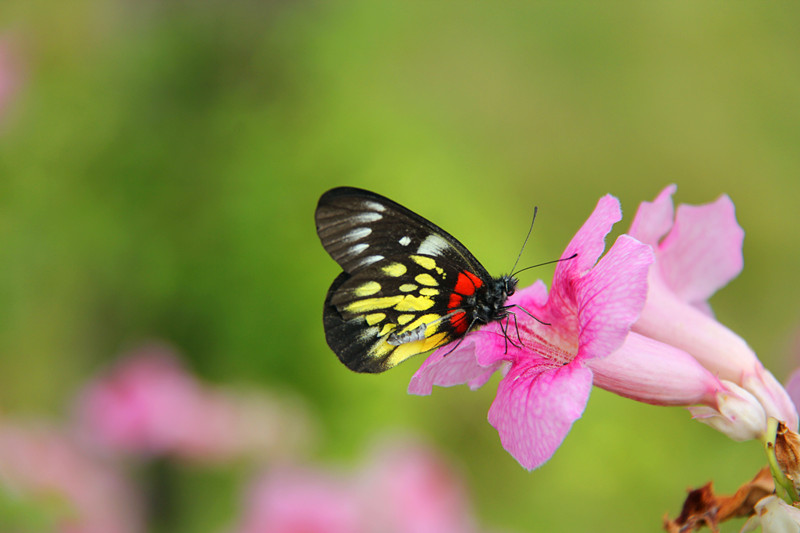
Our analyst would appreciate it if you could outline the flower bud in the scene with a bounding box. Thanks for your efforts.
[741,496,800,533]
[688,381,767,441]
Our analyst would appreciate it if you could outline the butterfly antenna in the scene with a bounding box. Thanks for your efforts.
[511,253,578,278]
[509,206,538,274]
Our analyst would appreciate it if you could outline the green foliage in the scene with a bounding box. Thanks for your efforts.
[1,1,799,531]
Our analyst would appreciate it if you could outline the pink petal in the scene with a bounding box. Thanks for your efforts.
[588,332,722,406]
[505,279,550,317]
[657,195,744,305]
[408,340,501,396]
[574,234,654,364]
[556,195,622,286]
[627,184,677,246]
[487,360,593,470]
[634,274,759,381]
[743,366,799,430]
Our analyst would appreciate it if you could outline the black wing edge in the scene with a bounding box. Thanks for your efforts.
[323,272,390,374]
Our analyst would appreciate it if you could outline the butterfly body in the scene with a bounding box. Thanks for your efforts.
[316,187,517,373]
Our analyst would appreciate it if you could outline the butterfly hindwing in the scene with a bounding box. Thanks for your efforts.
[323,254,468,372]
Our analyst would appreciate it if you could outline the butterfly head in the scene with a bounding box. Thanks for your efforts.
[502,275,518,299]
[473,274,517,324]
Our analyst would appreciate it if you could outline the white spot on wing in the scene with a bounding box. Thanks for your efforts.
[358,326,380,342]
[399,236,411,246]
[355,255,384,268]
[416,234,451,257]
[347,243,369,256]
[352,212,382,224]
[342,227,372,242]
[362,201,386,212]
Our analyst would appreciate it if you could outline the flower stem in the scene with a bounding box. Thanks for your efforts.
[763,417,799,504]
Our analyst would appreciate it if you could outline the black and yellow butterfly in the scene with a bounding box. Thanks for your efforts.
[316,187,518,373]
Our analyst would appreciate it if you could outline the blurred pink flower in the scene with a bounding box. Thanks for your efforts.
[238,466,364,533]
[358,441,477,533]
[410,195,655,470]
[76,344,314,462]
[0,422,143,533]
[233,440,482,533]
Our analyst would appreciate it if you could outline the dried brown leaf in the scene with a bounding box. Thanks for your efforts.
[663,467,774,532]
[776,421,800,493]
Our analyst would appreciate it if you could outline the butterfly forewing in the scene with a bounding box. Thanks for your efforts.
[316,187,489,277]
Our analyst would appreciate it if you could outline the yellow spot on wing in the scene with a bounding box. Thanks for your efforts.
[354,281,381,297]
[379,323,396,337]
[397,314,414,325]
[399,284,417,292]
[419,287,439,296]
[385,332,448,367]
[344,296,404,313]
[394,295,435,312]
[369,340,394,358]
[415,273,438,286]
[400,314,440,336]
[382,262,407,277]
[410,255,445,276]
[410,255,436,270]
[365,313,385,325]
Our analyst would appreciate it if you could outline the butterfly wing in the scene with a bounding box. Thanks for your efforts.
[322,256,477,373]
[315,187,490,278]
[316,187,490,373]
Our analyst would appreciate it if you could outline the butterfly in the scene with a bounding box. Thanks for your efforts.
[316,187,520,373]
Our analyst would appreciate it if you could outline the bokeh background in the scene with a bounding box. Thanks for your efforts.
[1,2,800,532]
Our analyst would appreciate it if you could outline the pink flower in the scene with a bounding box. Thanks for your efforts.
[625,185,798,429]
[410,195,656,470]
[0,422,144,533]
[75,344,314,462]
[233,440,482,533]
[412,186,799,468]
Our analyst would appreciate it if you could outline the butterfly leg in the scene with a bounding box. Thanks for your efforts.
[499,314,523,353]
[510,311,525,347]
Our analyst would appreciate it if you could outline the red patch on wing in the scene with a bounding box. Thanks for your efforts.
[450,311,468,334]
[454,271,482,296]
[448,293,463,309]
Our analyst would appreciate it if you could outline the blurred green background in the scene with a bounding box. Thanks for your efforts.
[2,1,800,531]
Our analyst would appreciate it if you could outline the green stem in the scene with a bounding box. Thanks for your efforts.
[763,417,799,504]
